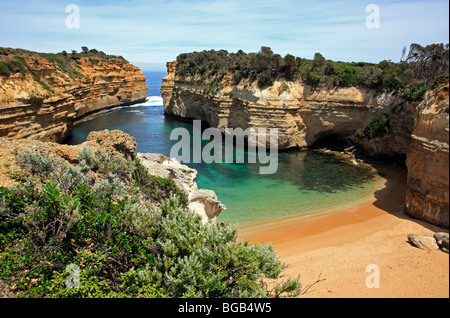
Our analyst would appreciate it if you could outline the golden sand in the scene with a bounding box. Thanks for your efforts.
[238,168,449,298]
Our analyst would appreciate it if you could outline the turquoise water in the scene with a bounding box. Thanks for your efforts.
[65,72,377,225]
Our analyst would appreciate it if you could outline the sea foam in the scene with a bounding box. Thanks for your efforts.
[134,96,163,107]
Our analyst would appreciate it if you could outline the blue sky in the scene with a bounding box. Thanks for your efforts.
[0,0,448,71]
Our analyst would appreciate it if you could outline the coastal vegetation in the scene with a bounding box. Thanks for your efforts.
[359,114,391,140]
[175,43,449,95]
[171,43,448,144]
[0,47,125,80]
[0,147,302,298]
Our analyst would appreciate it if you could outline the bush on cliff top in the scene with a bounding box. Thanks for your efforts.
[0,148,302,298]
[175,43,449,94]
[0,47,125,83]
[0,59,26,77]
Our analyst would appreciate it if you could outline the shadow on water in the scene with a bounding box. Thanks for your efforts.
[160,118,377,194]
[275,151,376,193]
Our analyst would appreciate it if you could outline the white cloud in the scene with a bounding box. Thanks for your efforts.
[0,0,448,70]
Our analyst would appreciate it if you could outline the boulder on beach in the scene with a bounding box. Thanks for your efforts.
[407,234,440,251]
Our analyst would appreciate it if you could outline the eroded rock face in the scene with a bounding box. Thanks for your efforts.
[136,153,226,222]
[0,52,147,143]
[84,129,137,159]
[405,80,449,229]
[350,104,416,162]
[162,61,449,229]
[161,61,406,151]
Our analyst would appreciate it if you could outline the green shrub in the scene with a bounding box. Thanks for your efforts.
[13,56,40,82]
[16,150,58,179]
[335,64,359,87]
[53,55,82,79]
[401,82,429,102]
[0,148,303,298]
[306,71,322,86]
[0,185,301,298]
[93,174,127,197]
[59,165,85,195]
[0,62,10,76]
[77,147,100,172]
[257,70,275,89]
[361,114,391,139]
[357,65,383,88]
[172,44,448,95]
[0,60,26,77]
[6,171,31,183]
[132,158,188,206]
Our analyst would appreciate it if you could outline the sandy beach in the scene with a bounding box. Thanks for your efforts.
[238,167,449,298]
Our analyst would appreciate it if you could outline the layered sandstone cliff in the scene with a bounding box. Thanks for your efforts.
[162,61,413,157]
[162,61,449,228]
[0,49,147,143]
[405,79,449,228]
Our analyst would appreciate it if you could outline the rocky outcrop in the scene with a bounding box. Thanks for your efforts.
[0,129,137,188]
[84,129,137,159]
[405,80,449,229]
[0,49,147,143]
[136,153,226,222]
[407,232,449,253]
[435,232,450,253]
[162,61,412,154]
[407,234,440,251]
[0,130,225,221]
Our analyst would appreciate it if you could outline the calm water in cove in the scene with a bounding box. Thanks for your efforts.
[64,72,377,225]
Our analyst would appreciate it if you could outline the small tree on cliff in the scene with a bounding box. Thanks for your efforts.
[282,54,297,80]
[306,53,326,86]
[260,46,274,56]
[404,43,449,83]
[309,53,326,74]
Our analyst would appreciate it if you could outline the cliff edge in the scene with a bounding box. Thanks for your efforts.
[0,48,147,143]
[405,79,449,228]
[161,54,449,229]
[161,61,414,160]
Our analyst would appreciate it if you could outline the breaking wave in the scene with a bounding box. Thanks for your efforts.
[134,96,163,107]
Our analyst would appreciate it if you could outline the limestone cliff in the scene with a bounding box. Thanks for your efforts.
[162,61,449,228]
[405,79,449,228]
[0,48,147,143]
[161,61,413,157]
[136,153,226,222]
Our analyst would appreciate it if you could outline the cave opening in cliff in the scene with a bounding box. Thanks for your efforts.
[310,133,353,152]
